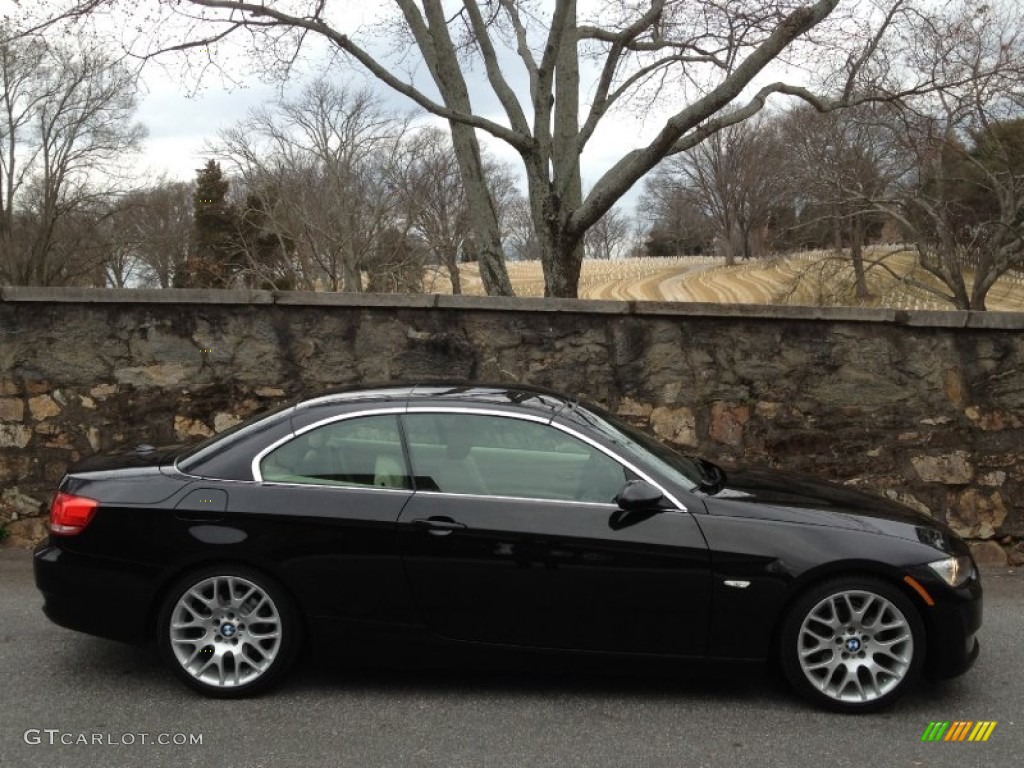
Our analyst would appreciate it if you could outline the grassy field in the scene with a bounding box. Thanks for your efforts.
[425,249,1024,311]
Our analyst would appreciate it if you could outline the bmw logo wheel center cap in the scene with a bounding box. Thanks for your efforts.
[846,637,861,653]
[221,623,237,638]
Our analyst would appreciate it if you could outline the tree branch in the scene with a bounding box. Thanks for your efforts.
[461,0,531,136]
[572,0,840,236]
[181,0,530,150]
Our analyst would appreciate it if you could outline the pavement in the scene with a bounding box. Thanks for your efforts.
[0,548,1020,768]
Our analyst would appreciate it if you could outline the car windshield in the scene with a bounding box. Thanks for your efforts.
[567,403,703,492]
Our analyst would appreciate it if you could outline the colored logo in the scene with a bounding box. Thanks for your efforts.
[921,721,997,742]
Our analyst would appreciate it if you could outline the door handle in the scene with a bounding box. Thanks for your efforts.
[411,516,467,535]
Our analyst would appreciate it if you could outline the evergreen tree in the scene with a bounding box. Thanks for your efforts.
[188,160,240,287]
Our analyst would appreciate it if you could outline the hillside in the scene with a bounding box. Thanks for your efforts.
[427,250,1024,311]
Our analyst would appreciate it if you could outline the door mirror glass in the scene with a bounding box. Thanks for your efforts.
[615,479,664,512]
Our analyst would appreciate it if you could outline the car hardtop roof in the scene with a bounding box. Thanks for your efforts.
[294,381,575,414]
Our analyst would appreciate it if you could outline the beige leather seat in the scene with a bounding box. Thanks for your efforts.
[297,430,341,481]
[373,454,406,489]
[436,432,489,495]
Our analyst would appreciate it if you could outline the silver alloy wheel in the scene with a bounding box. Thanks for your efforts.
[797,589,914,703]
[168,575,283,688]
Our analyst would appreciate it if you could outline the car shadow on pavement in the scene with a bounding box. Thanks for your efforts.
[57,631,971,715]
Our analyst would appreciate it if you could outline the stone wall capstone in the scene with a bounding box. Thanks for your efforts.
[0,287,1021,564]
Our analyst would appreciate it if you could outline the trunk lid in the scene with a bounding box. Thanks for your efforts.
[69,443,192,473]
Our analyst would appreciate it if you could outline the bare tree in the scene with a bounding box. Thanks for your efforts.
[19,0,1000,297]
[503,191,542,262]
[390,127,469,292]
[362,225,427,294]
[213,81,412,291]
[0,27,144,285]
[651,112,786,264]
[824,4,1024,309]
[638,177,715,256]
[781,105,894,297]
[389,127,520,293]
[92,202,144,287]
[126,179,193,288]
[584,204,631,260]
[866,118,1024,310]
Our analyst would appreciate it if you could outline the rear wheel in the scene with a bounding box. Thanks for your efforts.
[157,565,300,697]
[779,577,924,712]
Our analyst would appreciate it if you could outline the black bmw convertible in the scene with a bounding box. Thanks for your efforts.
[34,383,981,712]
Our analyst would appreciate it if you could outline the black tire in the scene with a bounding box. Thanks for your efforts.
[157,564,301,698]
[779,576,925,713]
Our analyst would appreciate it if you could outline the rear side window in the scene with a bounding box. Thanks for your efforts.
[178,399,297,475]
[259,415,409,490]
[403,413,627,502]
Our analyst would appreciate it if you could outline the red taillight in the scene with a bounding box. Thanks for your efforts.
[50,492,99,535]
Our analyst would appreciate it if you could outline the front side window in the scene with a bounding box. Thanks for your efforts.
[567,405,702,492]
[403,413,628,502]
[259,414,409,489]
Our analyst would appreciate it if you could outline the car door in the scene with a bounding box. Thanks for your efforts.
[396,410,711,656]
[237,412,419,625]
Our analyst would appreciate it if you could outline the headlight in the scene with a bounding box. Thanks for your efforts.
[927,555,974,587]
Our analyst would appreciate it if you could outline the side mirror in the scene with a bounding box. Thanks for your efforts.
[615,479,665,512]
[695,458,726,495]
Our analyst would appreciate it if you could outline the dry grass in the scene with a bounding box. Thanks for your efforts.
[423,250,1024,311]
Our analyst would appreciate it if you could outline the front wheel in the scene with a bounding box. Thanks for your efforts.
[779,577,925,713]
[157,565,300,697]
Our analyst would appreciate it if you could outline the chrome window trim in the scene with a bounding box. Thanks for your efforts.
[406,489,621,508]
[296,390,414,409]
[251,405,686,512]
[174,469,414,495]
[259,480,413,494]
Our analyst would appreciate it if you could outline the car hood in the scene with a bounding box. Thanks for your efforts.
[702,467,960,547]
[70,442,192,473]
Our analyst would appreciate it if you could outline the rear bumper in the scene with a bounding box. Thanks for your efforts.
[34,541,159,644]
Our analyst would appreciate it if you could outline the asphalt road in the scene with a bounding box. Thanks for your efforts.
[1,548,1020,768]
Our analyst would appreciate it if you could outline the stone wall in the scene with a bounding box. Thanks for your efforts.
[1,287,1021,564]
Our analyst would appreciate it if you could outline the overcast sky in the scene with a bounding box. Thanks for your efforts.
[7,1,815,216]
[129,44,665,214]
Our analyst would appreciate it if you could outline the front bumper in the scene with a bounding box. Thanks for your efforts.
[34,541,159,644]
[915,568,983,679]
